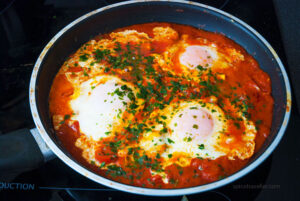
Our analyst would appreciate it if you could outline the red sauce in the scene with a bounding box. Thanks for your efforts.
[49,23,273,188]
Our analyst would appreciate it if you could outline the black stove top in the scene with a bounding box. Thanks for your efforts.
[0,0,299,201]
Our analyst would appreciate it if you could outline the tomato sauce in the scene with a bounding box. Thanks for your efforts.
[49,23,273,188]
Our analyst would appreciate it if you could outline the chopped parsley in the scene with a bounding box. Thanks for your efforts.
[79,54,89,61]
[167,138,175,144]
[184,137,192,142]
[99,162,106,168]
[255,120,262,125]
[160,127,168,134]
[234,122,241,129]
[59,114,70,124]
[198,144,205,150]
[83,70,89,76]
[255,120,262,131]
[109,140,122,153]
[104,131,111,135]
[196,65,205,71]
[161,115,167,120]
[64,114,70,120]
[107,165,126,177]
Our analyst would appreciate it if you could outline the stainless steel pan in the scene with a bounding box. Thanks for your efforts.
[0,0,291,196]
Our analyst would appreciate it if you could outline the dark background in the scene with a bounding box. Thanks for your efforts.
[0,0,299,200]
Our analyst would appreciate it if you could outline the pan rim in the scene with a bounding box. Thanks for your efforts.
[29,0,292,196]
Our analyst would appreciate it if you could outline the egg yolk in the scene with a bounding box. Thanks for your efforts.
[171,107,214,141]
[179,45,215,69]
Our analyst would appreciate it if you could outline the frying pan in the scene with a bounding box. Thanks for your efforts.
[0,0,291,196]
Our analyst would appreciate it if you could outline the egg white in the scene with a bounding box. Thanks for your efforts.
[70,75,138,141]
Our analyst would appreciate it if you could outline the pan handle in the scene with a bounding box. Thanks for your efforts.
[30,128,56,162]
[0,128,55,177]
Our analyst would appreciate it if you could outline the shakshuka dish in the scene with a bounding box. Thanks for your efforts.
[49,23,273,188]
